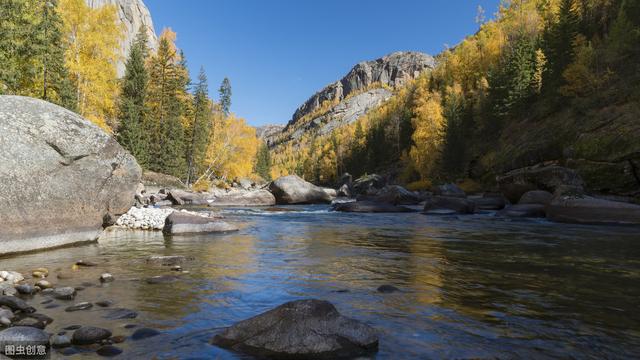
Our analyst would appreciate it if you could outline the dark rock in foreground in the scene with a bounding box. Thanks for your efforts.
[163,212,238,235]
[211,299,378,359]
[0,296,35,313]
[547,196,640,225]
[0,96,141,255]
[269,175,332,204]
[0,326,49,350]
[332,201,414,213]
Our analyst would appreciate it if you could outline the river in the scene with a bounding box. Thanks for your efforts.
[2,205,639,359]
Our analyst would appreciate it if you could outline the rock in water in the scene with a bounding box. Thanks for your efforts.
[211,299,378,359]
[0,296,35,313]
[497,164,585,203]
[0,96,141,255]
[72,326,112,345]
[209,190,276,206]
[547,196,640,225]
[269,175,332,204]
[424,196,475,214]
[163,212,238,235]
[332,201,414,213]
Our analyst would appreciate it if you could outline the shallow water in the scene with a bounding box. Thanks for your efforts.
[2,205,640,359]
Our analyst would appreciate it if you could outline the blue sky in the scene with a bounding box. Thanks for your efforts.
[144,0,500,126]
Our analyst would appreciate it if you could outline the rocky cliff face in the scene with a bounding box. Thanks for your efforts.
[289,52,434,127]
[86,0,158,77]
[256,124,285,145]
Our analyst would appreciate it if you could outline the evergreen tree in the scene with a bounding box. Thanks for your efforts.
[219,77,232,116]
[254,142,272,181]
[146,30,189,178]
[543,0,580,92]
[117,26,149,167]
[0,0,38,95]
[185,67,212,186]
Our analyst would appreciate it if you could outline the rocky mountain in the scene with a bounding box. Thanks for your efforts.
[86,0,158,77]
[289,51,434,127]
[256,124,285,145]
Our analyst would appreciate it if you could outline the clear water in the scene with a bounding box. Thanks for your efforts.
[2,205,640,359]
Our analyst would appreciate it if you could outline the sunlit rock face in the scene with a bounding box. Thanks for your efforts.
[85,0,158,77]
[289,51,435,127]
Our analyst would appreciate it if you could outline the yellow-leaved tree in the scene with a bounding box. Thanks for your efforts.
[59,0,123,131]
[196,113,259,185]
[410,76,445,179]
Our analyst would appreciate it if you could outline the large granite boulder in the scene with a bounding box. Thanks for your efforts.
[269,175,332,204]
[546,196,640,225]
[211,299,378,359]
[163,212,238,235]
[209,190,276,206]
[497,164,585,203]
[0,96,141,255]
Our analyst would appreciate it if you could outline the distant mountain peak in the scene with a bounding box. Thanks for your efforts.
[289,51,434,126]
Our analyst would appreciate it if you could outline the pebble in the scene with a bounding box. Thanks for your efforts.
[40,299,53,304]
[116,207,175,230]
[96,300,114,307]
[72,326,112,345]
[65,302,93,312]
[76,260,98,267]
[171,265,182,271]
[64,325,82,330]
[0,295,35,313]
[377,284,400,293]
[2,287,17,297]
[100,273,115,283]
[0,271,24,284]
[35,280,53,289]
[44,304,60,309]
[96,345,123,357]
[0,309,14,321]
[50,334,72,348]
[0,317,10,327]
[13,317,46,329]
[52,287,77,300]
[123,324,137,329]
[110,335,126,343]
[57,272,74,280]
[102,308,138,320]
[131,328,160,340]
[145,275,179,284]
[16,284,38,295]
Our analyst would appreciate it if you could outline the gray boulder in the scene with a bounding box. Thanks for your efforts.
[72,326,112,345]
[497,164,585,203]
[332,201,414,213]
[209,190,276,206]
[337,184,351,198]
[0,326,49,352]
[547,196,640,225]
[519,190,554,206]
[352,174,386,195]
[424,196,475,214]
[471,194,507,210]
[368,185,421,205]
[0,96,141,255]
[163,212,238,235]
[167,189,209,205]
[433,183,466,198]
[269,175,332,204]
[211,299,378,359]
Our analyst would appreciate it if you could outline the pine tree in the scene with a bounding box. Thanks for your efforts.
[0,0,38,95]
[117,26,149,167]
[218,77,232,116]
[254,142,272,181]
[543,0,580,93]
[146,30,189,178]
[185,67,212,186]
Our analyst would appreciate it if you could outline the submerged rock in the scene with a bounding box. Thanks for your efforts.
[377,285,400,293]
[52,287,77,300]
[131,328,160,340]
[96,345,123,357]
[211,299,378,359]
[162,212,238,235]
[102,308,138,320]
[269,175,333,204]
[72,326,112,345]
[0,296,35,313]
[332,201,414,213]
[0,96,141,255]
[145,255,193,266]
[65,302,93,312]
